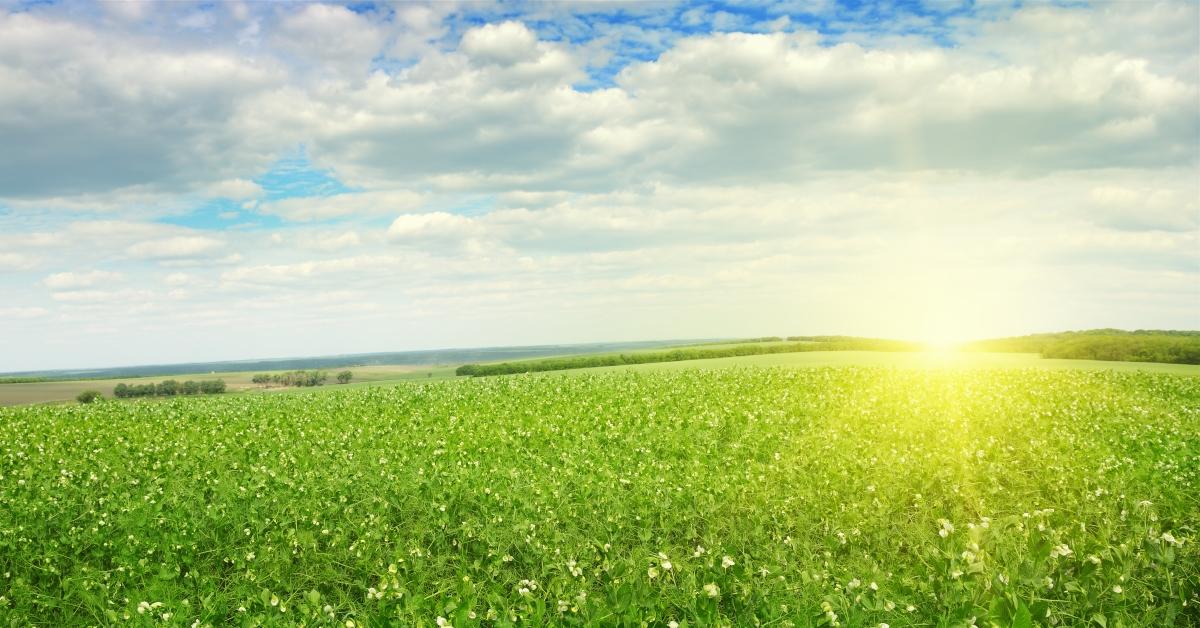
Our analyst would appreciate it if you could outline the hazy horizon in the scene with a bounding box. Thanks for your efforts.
[2,0,1197,372]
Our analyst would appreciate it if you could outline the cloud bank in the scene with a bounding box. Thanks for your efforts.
[0,0,1196,370]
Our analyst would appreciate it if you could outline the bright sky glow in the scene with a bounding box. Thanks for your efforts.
[0,0,1197,371]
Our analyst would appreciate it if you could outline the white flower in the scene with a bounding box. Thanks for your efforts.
[1161,532,1181,546]
[658,553,673,571]
[245,552,255,561]
[722,555,735,568]
[669,621,680,628]
[1049,544,1072,559]
[703,582,720,598]
[693,545,706,557]
[647,566,660,579]
[1112,585,1123,594]
[436,617,451,628]
[137,602,150,614]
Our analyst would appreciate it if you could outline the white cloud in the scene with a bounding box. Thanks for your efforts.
[0,306,48,319]
[0,252,37,271]
[44,270,124,290]
[258,190,425,221]
[50,289,153,304]
[164,272,192,287]
[206,178,263,200]
[126,236,224,260]
[221,254,404,285]
[271,3,387,76]
[461,21,542,65]
[388,212,482,245]
[0,11,285,199]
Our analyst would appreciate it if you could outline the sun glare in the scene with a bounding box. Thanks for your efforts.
[923,337,964,353]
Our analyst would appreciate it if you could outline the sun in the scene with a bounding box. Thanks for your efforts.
[923,336,964,352]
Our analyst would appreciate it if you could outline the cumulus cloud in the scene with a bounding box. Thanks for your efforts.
[271,3,388,76]
[0,11,286,199]
[461,21,542,65]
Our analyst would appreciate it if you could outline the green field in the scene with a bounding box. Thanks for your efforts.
[1,366,1196,626]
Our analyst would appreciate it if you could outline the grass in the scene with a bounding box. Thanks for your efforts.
[0,366,1196,626]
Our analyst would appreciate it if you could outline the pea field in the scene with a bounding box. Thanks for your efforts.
[0,367,1196,627]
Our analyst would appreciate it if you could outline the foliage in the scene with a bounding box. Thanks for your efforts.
[337,371,353,385]
[74,390,102,404]
[0,368,1195,626]
[688,337,785,346]
[113,379,226,398]
[457,338,919,376]
[253,370,329,388]
[0,377,49,384]
[967,330,1200,365]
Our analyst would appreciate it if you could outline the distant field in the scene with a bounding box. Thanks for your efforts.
[559,350,1200,377]
[0,365,458,407]
[4,349,1197,407]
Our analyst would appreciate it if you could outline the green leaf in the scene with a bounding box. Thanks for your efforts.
[1091,613,1107,627]
[1012,601,1033,628]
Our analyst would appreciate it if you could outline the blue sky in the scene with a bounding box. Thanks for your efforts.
[0,0,1196,371]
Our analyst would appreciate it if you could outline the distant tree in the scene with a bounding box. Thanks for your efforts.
[199,379,226,394]
[336,370,353,384]
[77,390,102,404]
[113,383,129,398]
[156,380,179,396]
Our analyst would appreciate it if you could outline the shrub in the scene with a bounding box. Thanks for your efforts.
[76,390,102,404]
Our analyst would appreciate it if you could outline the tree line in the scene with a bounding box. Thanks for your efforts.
[251,370,353,388]
[965,330,1200,365]
[0,376,49,384]
[113,379,227,398]
[457,338,920,377]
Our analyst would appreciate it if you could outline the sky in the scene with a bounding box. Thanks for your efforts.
[0,0,1197,371]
